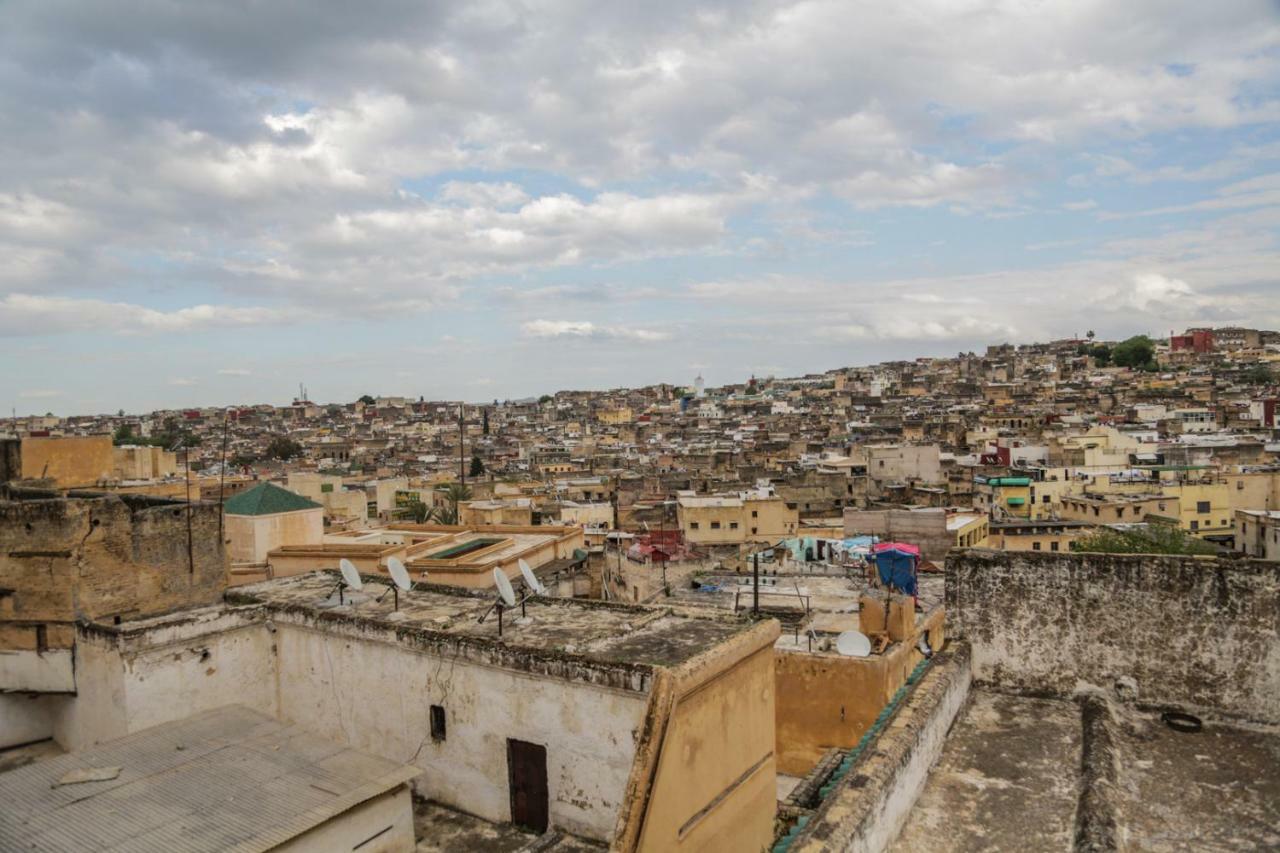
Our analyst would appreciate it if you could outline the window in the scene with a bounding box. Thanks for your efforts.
[729,522,739,530]
[1042,496,1050,504]
[430,705,446,742]
[1191,520,1199,530]
[1237,481,1245,490]
[320,483,334,493]
[1032,542,1041,551]
[752,510,758,518]
[878,460,884,468]
[751,527,758,535]
[689,522,699,530]
[1050,542,1059,552]
[1197,501,1210,514]
[710,521,721,530]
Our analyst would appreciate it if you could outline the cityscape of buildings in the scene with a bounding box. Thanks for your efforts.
[1,326,1278,851]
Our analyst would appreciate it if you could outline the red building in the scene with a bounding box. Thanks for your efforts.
[1170,328,1214,353]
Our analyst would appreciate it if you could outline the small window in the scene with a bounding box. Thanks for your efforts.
[729,522,739,530]
[321,483,334,493]
[710,521,721,530]
[430,705,446,742]
[751,527,757,535]
[1197,501,1210,513]
[1191,520,1199,530]
[1032,542,1041,551]
[751,510,758,518]
[1050,542,1059,552]
[689,522,699,530]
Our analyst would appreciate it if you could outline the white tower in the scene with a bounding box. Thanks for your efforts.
[694,374,705,398]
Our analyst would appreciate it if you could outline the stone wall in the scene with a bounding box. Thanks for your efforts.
[946,549,1280,723]
[0,493,228,663]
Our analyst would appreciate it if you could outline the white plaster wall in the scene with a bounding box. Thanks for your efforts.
[52,640,127,750]
[274,624,647,842]
[0,649,75,692]
[118,623,278,733]
[0,693,65,748]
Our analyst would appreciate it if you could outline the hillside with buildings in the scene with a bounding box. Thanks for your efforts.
[1,326,1278,851]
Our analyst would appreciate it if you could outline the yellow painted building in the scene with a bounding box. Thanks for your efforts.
[677,494,798,545]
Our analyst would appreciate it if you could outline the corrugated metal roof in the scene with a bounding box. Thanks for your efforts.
[0,705,419,853]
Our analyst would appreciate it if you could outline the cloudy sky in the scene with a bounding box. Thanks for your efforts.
[3,1,1279,413]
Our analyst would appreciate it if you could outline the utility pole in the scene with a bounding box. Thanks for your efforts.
[458,403,465,484]
[217,409,230,540]
[753,550,760,616]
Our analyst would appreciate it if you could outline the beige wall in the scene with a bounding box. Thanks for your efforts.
[774,608,944,775]
[622,623,781,853]
[19,435,114,487]
[225,507,324,564]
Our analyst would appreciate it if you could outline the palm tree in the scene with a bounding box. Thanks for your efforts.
[436,482,473,526]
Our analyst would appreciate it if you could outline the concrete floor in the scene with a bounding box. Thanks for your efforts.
[891,690,1280,852]
[889,691,1081,853]
[412,799,606,852]
[1118,710,1280,851]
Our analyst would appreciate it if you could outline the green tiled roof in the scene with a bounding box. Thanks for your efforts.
[223,482,322,516]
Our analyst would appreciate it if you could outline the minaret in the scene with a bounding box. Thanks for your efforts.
[694,374,706,398]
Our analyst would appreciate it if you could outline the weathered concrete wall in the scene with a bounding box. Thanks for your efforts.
[273,785,416,853]
[273,619,646,842]
[0,693,64,749]
[54,607,276,750]
[789,644,972,853]
[947,550,1280,722]
[0,495,227,648]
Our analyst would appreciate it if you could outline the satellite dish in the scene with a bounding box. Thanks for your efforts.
[387,557,411,592]
[493,567,516,607]
[518,559,547,595]
[339,558,363,591]
[835,630,872,658]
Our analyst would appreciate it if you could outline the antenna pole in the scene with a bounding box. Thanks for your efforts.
[218,408,229,540]
[497,603,504,637]
[184,446,194,575]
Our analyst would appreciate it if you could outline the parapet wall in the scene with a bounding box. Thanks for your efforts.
[946,549,1280,723]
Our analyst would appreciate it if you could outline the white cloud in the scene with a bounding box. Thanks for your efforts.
[216,368,252,376]
[0,294,294,337]
[168,378,198,386]
[18,389,62,398]
[521,319,671,342]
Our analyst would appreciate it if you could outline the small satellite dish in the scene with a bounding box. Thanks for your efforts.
[387,557,411,592]
[493,567,516,607]
[518,559,547,595]
[339,558,363,591]
[835,630,872,658]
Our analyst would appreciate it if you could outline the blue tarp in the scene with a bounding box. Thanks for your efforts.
[873,548,918,596]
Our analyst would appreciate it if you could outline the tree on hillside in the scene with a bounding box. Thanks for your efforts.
[1243,364,1275,385]
[358,394,376,406]
[265,435,304,460]
[1111,335,1157,370]
[469,454,485,477]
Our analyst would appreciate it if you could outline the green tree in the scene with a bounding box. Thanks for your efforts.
[1072,523,1218,556]
[265,435,304,460]
[469,454,485,477]
[406,501,440,524]
[1111,335,1157,370]
[435,482,473,525]
[538,394,553,405]
[1086,330,1095,340]
[113,423,136,445]
[1243,364,1275,385]
[358,394,376,406]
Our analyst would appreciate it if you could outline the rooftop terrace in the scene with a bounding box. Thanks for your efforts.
[225,570,756,677]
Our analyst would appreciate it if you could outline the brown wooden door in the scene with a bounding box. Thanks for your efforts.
[507,738,549,833]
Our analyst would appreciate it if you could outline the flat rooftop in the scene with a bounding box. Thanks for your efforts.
[892,690,1280,852]
[0,705,418,853]
[226,570,753,671]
